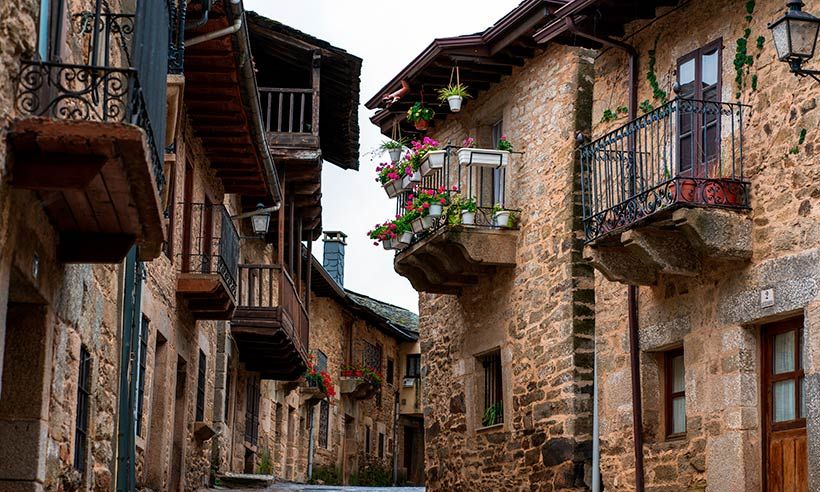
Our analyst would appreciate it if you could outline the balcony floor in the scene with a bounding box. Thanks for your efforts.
[8,118,165,262]
[230,306,308,380]
[177,273,236,320]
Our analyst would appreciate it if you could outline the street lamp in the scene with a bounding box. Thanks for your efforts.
[769,0,820,82]
[250,203,271,236]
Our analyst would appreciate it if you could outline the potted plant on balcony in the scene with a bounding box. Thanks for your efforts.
[400,157,421,190]
[377,161,415,198]
[409,137,446,177]
[406,102,435,131]
[304,355,336,402]
[459,195,478,225]
[368,221,397,250]
[437,83,470,112]
[340,365,383,399]
[492,203,516,228]
[380,138,406,163]
[457,135,512,168]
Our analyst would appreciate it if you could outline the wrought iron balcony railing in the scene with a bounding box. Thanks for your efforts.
[580,98,751,243]
[178,204,240,298]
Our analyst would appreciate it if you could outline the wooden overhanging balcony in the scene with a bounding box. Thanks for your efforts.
[581,98,753,286]
[177,204,239,319]
[7,7,171,263]
[393,148,518,295]
[260,87,319,153]
[230,265,309,380]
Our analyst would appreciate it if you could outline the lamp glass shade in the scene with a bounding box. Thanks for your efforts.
[251,213,270,235]
[770,10,820,62]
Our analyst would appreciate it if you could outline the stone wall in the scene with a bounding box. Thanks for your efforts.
[588,0,820,490]
[416,43,595,491]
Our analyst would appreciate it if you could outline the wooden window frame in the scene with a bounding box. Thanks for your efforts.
[378,432,385,459]
[136,316,149,436]
[244,375,260,446]
[74,345,92,472]
[763,320,806,433]
[406,354,421,379]
[478,349,504,427]
[663,347,686,439]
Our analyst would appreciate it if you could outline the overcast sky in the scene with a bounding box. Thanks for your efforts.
[245,0,521,313]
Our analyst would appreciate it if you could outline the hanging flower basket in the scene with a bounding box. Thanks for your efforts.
[388,148,402,162]
[401,170,422,190]
[383,177,404,198]
[420,150,446,177]
[414,119,430,131]
[457,148,509,168]
[447,95,463,112]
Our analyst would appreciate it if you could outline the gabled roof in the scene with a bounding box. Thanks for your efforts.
[311,257,419,341]
[247,11,362,170]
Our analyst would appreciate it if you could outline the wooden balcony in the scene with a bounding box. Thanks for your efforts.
[339,377,379,400]
[177,204,239,319]
[8,61,165,262]
[230,265,309,380]
[580,99,753,285]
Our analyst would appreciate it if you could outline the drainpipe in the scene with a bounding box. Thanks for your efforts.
[307,405,315,480]
[392,389,400,485]
[186,17,242,47]
[564,17,644,492]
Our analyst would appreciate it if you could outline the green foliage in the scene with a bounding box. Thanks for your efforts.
[647,35,668,104]
[745,0,755,15]
[379,138,407,151]
[601,106,628,123]
[756,35,765,50]
[406,102,435,124]
[310,465,342,485]
[799,128,808,145]
[789,145,800,155]
[735,2,759,98]
[639,99,654,114]
[351,456,392,486]
[257,448,273,475]
[482,401,503,427]
[437,83,470,102]
[751,74,758,91]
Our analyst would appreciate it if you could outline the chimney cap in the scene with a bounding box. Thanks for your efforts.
[323,231,347,244]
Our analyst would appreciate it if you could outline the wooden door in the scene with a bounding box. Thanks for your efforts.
[763,318,807,492]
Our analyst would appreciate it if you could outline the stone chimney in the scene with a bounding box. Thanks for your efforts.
[322,231,347,286]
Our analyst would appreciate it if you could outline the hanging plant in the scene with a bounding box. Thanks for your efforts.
[406,102,435,130]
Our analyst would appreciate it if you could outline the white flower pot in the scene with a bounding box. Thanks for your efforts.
[395,232,414,249]
[382,178,403,198]
[457,148,509,168]
[420,150,446,177]
[411,215,434,234]
[401,171,421,189]
[382,238,395,250]
[447,95,463,112]
[388,148,402,162]
[428,204,443,217]
[493,210,512,228]
[461,211,476,225]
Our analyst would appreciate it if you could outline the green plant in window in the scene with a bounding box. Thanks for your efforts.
[482,401,503,427]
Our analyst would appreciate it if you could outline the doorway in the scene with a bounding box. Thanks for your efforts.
[762,317,807,491]
[169,355,187,492]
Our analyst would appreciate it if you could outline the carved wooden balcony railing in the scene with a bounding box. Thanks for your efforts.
[260,87,319,149]
[229,264,309,380]
[581,98,753,285]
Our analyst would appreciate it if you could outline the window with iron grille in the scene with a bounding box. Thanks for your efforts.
[386,358,394,386]
[196,350,206,421]
[245,375,260,446]
[136,316,149,436]
[319,400,329,448]
[74,345,92,472]
[479,350,503,427]
[406,354,421,378]
[365,425,371,455]
[378,432,385,459]
[363,341,381,371]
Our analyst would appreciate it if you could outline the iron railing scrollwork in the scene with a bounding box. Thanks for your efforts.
[167,0,186,75]
[177,203,240,299]
[580,98,751,243]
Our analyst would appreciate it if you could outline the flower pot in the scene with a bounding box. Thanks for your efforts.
[411,215,434,234]
[414,119,430,131]
[670,177,698,204]
[428,203,443,217]
[447,95,463,112]
[394,232,414,249]
[401,170,421,189]
[387,148,402,162]
[381,238,395,250]
[382,177,405,198]
[420,150,446,177]
[461,210,476,225]
[457,148,509,168]
[493,210,512,228]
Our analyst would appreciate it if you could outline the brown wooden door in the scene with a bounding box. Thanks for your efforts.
[763,317,808,492]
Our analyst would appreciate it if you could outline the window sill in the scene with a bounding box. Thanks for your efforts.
[476,423,504,433]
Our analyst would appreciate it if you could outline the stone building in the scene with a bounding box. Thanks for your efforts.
[368,0,819,491]
[0,2,362,492]
[254,231,424,486]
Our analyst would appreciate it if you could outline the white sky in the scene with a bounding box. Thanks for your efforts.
[245,0,521,313]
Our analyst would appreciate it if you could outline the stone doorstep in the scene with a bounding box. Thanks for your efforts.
[214,472,276,489]
[584,207,752,286]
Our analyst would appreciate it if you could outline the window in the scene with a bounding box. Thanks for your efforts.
[196,350,206,422]
[245,375,260,446]
[677,40,722,177]
[315,350,328,373]
[386,358,394,386]
[491,120,505,204]
[378,432,385,459]
[224,357,232,421]
[74,345,92,471]
[319,400,329,448]
[363,341,381,372]
[664,348,686,437]
[37,0,66,61]
[766,323,806,425]
[136,316,149,436]
[479,350,503,427]
[365,425,371,455]
[406,354,421,378]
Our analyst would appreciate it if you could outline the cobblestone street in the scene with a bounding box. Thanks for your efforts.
[213,484,425,492]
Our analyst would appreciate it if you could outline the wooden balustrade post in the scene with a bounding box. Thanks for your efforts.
[311,51,321,137]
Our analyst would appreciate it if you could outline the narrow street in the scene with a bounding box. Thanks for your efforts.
[215,485,425,492]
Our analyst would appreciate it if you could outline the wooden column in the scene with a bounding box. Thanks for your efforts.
[311,51,321,137]
[278,174,286,267]
[288,196,295,275]
[305,237,312,313]
[296,217,303,297]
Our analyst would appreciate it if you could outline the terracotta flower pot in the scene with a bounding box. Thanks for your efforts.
[414,119,430,131]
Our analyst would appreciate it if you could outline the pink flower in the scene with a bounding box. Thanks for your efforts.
[440,198,446,204]
[500,135,507,140]
[423,202,430,209]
